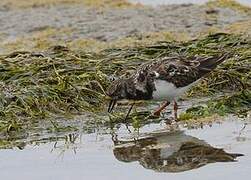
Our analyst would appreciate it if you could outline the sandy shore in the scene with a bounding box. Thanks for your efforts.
[0,1,250,52]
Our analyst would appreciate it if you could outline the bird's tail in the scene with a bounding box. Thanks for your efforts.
[198,52,232,73]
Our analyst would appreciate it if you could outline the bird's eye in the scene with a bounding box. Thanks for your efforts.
[108,75,118,82]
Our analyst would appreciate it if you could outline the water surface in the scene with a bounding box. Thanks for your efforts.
[0,118,250,180]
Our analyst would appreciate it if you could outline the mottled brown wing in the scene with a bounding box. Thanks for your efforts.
[152,54,229,88]
[154,59,200,88]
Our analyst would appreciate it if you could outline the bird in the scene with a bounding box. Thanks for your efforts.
[106,53,230,120]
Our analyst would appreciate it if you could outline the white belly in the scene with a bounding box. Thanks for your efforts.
[152,80,196,101]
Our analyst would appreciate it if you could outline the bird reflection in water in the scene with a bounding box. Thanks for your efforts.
[113,130,243,173]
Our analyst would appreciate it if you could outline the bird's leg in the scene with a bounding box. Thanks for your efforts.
[123,103,135,133]
[153,101,170,116]
[173,100,178,120]
[124,102,135,122]
[108,99,117,113]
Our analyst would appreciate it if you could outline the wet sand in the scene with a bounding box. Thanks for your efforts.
[0,1,250,48]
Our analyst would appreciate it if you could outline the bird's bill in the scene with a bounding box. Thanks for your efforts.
[108,99,117,113]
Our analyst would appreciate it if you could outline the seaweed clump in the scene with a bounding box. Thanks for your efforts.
[0,33,250,132]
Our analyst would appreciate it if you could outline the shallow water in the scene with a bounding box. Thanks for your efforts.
[0,117,250,180]
[130,0,251,6]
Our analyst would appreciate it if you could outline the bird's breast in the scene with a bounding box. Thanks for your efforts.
[152,80,177,101]
[152,79,194,101]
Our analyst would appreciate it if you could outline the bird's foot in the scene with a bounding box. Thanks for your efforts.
[165,121,179,131]
[164,117,176,125]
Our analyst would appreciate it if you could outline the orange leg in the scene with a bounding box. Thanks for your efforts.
[173,100,178,120]
[153,101,170,116]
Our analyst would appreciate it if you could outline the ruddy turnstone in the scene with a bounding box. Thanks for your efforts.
[107,53,230,120]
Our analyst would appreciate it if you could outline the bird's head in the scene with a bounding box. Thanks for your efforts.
[106,77,133,113]
[106,68,157,112]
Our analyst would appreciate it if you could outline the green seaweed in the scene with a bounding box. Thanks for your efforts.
[179,90,251,120]
[0,33,250,134]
